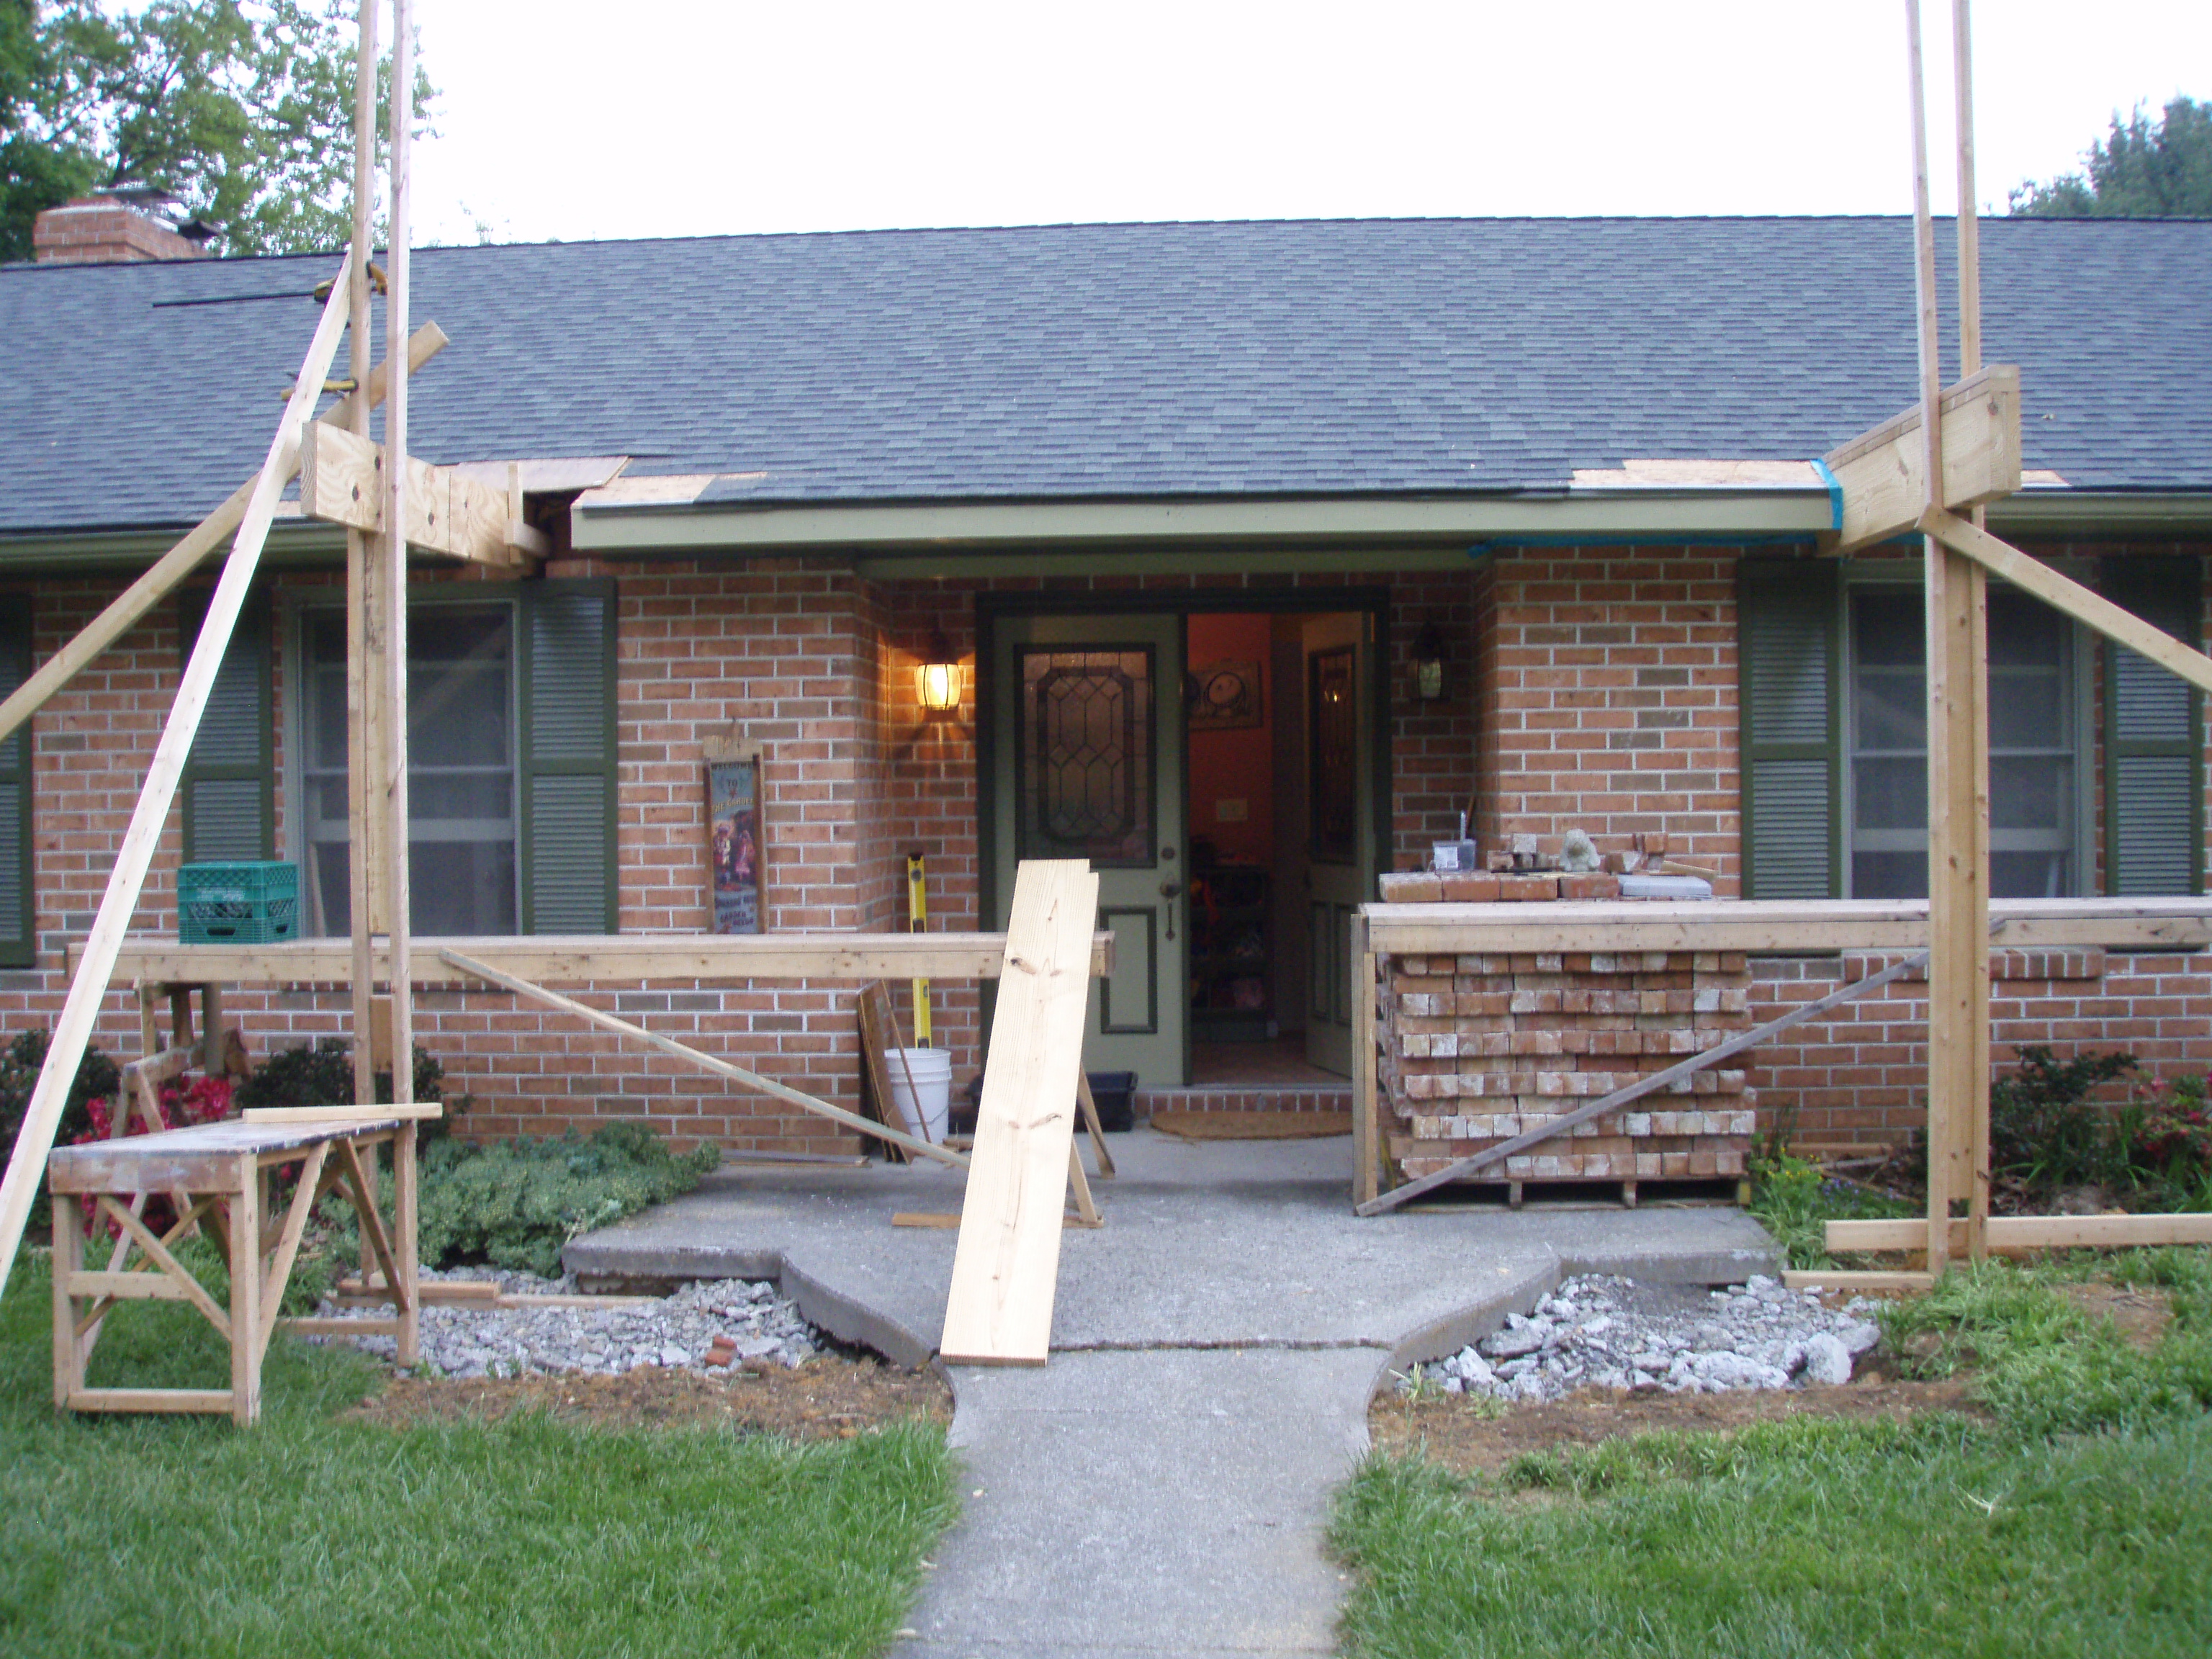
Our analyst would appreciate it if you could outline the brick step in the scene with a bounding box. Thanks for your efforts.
[1137,1085,1352,1115]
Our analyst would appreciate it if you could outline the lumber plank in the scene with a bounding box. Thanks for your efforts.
[439,948,971,1170]
[279,1316,400,1337]
[64,1271,192,1303]
[1828,1213,2212,1251]
[0,323,445,753]
[939,860,1100,1367]
[66,1388,237,1414]
[256,1142,329,1350]
[1823,365,2020,551]
[857,983,914,1164]
[1356,898,2212,958]
[96,931,1116,984]
[1352,914,1379,1207]
[1780,1271,1935,1293]
[51,1207,84,1407]
[299,424,527,566]
[96,1192,231,1340]
[240,1104,444,1124]
[1074,1069,1115,1180]
[228,1154,262,1422]
[1357,950,1931,1216]
[893,1213,963,1229]
[0,252,356,1301]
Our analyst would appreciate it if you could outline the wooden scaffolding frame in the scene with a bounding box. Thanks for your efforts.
[1357,5,2212,1282]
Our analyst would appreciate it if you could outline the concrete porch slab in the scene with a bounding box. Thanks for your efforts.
[564,1129,1781,1658]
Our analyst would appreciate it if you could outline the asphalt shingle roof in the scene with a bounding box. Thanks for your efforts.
[2,215,2207,536]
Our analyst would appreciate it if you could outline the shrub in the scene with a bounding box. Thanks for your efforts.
[1989,1045,2136,1189]
[0,1029,120,1156]
[333,1121,721,1279]
[1747,1150,1914,1270]
[234,1036,446,1111]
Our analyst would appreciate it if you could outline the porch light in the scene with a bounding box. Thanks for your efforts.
[917,632,962,714]
[1413,624,1447,701]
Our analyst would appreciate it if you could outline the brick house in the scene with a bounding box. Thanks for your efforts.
[1,209,2208,1156]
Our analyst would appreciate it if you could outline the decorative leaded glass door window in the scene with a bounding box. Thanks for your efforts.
[1015,647,1156,867]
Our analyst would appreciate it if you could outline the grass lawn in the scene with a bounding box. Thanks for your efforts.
[0,1246,957,1659]
[1332,1250,2212,1658]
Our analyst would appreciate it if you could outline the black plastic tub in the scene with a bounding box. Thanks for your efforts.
[1084,1071,1137,1132]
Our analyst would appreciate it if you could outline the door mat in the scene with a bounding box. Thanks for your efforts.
[1149,1109,1353,1141]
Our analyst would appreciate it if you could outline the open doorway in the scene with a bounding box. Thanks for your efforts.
[1184,611,1372,1086]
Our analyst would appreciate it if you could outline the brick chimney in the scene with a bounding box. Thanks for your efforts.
[32,194,212,265]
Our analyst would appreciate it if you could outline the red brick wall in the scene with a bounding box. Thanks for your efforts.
[8,541,2209,1161]
[1473,547,1740,889]
[1745,948,2212,1149]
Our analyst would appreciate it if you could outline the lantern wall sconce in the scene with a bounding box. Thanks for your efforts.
[916,632,962,714]
[1412,624,1447,701]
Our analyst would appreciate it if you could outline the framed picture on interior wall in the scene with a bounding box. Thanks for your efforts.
[1188,660,1263,730]
[703,732,763,935]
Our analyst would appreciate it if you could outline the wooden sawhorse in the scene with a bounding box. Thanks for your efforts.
[46,1115,418,1426]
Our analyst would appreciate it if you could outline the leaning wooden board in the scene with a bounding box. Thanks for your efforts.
[939,860,1100,1367]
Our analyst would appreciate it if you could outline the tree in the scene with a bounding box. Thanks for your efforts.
[2010,95,2212,218]
[1,1,431,264]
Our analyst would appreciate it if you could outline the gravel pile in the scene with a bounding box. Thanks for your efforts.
[315,1267,822,1380]
[1412,1274,1885,1403]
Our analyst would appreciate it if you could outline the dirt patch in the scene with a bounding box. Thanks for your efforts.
[1371,1375,1983,1478]
[343,1355,952,1439]
[2054,1281,2174,1351]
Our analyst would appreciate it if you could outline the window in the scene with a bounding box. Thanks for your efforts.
[1740,557,2201,901]
[288,579,617,937]
[1844,584,2082,899]
[300,601,518,935]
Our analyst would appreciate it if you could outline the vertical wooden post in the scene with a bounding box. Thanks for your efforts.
[1351,912,1380,1208]
[1951,0,1992,1264]
[1907,0,1990,1278]
[228,1154,262,1426]
[50,1201,82,1408]
[382,0,416,1106]
[346,0,380,1110]
[392,1122,419,1364]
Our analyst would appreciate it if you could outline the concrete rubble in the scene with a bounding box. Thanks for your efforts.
[310,1266,822,1379]
[1408,1272,1884,1401]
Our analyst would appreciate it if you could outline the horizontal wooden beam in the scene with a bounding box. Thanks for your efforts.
[1923,508,2212,698]
[94,931,1115,986]
[1823,363,2021,550]
[298,425,529,567]
[1358,897,2212,959]
[240,1104,443,1124]
[1827,1213,2212,1253]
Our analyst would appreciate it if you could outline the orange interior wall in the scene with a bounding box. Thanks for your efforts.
[1185,613,1274,863]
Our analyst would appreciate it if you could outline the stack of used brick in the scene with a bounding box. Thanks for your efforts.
[1372,903,1756,1198]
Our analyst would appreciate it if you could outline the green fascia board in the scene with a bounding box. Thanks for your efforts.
[570,489,1839,555]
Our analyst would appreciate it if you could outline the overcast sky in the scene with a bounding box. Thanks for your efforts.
[406,1,2209,247]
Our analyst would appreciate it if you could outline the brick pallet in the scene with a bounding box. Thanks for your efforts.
[1377,948,1756,1194]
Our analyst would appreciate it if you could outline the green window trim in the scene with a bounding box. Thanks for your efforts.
[519,578,619,934]
[1737,559,1843,899]
[2103,556,2205,896]
[0,601,34,968]
[287,577,619,937]
[178,588,274,865]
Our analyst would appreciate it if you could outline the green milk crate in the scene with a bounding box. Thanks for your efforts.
[178,861,300,944]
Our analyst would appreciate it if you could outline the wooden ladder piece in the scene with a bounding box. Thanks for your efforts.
[939,860,1101,1367]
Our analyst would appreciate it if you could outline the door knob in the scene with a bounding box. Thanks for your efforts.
[1159,881,1183,899]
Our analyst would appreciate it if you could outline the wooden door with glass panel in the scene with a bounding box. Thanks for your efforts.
[990,613,1187,1089]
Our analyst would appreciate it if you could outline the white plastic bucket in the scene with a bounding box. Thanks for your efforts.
[884,1047,953,1143]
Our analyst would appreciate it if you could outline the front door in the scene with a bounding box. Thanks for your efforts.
[990,613,1187,1089]
[1302,613,1376,1074]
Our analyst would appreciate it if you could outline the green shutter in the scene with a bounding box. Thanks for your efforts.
[179,590,273,865]
[1738,560,1842,899]
[520,579,617,932]
[2104,556,2203,896]
[0,602,34,967]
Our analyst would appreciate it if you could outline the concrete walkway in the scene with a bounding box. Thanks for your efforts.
[567,1131,1779,1658]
